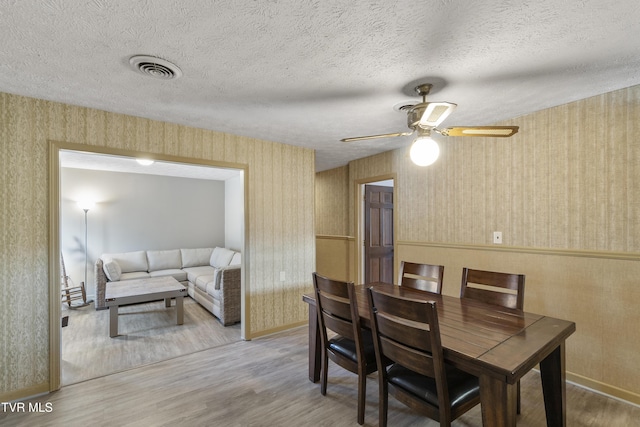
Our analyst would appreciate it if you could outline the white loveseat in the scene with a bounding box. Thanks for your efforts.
[94,247,241,325]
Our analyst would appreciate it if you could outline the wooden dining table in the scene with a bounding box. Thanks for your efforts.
[302,282,576,427]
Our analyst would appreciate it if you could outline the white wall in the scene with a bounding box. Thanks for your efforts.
[225,173,244,251]
[61,168,226,296]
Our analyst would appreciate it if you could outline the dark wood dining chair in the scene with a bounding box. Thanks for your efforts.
[312,273,378,425]
[460,267,525,413]
[367,287,480,427]
[398,261,444,294]
[460,267,525,310]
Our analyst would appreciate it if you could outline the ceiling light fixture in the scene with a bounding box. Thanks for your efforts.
[136,159,154,166]
[409,130,440,166]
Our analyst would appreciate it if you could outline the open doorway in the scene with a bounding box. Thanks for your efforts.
[356,176,395,285]
[50,143,248,388]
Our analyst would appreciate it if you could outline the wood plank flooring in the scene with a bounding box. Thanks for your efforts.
[2,326,639,426]
[60,298,240,385]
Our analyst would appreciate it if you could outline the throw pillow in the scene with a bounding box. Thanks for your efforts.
[210,247,235,268]
[230,252,241,266]
[103,259,122,281]
[147,249,182,271]
[181,248,214,268]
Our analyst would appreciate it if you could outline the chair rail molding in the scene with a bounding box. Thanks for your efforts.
[397,240,640,262]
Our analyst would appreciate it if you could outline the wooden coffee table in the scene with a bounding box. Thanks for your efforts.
[105,276,187,337]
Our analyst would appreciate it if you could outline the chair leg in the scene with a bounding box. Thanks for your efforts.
[379,378,388,427]
[320,351,328,396]
[80,281,87,303]
[357,371,366,425]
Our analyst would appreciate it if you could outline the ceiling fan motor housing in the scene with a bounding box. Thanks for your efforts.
[405,101,457,129]
[407,104,427,129]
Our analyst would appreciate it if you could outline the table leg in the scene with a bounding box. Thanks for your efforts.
[540,343,566,427]
[109,305,119,337]
[165,297,171,307]
[480,374,517,427]
[308,303,321,383]
[176,295,184,325]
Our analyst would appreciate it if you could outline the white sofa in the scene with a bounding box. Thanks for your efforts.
[94,247,241,325]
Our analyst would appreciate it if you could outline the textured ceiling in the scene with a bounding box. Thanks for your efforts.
[2,1,640,171]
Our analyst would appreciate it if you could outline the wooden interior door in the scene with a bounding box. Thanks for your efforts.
[364,184,394,284]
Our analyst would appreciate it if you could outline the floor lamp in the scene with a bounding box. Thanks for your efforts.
[77,200,95,304]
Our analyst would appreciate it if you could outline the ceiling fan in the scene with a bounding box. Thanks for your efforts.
[340,83,519,166]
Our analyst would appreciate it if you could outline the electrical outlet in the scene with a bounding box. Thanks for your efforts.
[493,231,502,244]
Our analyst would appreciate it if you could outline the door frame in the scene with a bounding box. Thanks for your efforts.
[353,173,396,286]
[48,140,250,392]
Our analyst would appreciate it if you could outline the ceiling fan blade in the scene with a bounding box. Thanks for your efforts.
[418,102,456,127]
[340,131,413,142]
[438,126,519,137]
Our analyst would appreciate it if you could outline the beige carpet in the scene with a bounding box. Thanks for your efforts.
[61,297,241,385]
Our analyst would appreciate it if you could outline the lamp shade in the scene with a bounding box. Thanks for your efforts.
[77,200,95,211]
[410,136,440,166]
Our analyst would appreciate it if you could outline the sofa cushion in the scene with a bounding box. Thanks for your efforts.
[210,247,235,268]
[182,265,216,283]
[200,267,228,291]
[102,251,148,273]
[181,248,214,268]
[147,249,182,272]
[103,259,122,281]
[205,282,222,299]
[119,271,151,281]
[195,274,216,292]
[149,269,187,282]
[230,252,241,266]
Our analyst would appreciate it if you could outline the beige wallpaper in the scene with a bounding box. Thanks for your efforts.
[315,166,349,236]
[316,84,640,403]
[348,151,395,235]
[394,86,640,251]
[0,92,315,398]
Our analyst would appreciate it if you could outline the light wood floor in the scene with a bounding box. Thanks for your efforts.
[61,297,241,385]
[2,326,639,426]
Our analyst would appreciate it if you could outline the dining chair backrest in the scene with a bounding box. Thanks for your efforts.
[460,268,525,310]
[368,287,443,379]
[367,287,480,426]
[398,261,444,294]
[314,273,360,342]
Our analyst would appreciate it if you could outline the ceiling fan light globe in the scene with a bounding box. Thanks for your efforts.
[410,137,439,166]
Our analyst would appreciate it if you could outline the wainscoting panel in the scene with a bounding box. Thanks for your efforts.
[396,242,640,405]
[315,235,355,282]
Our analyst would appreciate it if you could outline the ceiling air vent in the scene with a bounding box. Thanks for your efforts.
[129,55,182,80]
